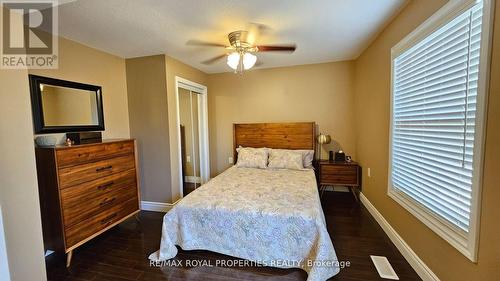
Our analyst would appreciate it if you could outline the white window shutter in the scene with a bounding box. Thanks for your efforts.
[391,3,483,233]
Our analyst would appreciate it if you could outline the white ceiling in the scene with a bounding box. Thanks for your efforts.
[56,0,407,73]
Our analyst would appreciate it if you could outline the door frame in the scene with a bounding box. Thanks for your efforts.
[175,76,210,198]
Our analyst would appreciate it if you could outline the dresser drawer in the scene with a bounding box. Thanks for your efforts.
[65,197,138,248]
[60,170,138,227]
[58,154,136,188]
[320,165,358,185]
[56,141,134,168]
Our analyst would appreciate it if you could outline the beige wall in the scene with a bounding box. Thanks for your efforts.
[126,55,172,202]
[0,34,131,280]
[0,70,46,280]
[353,0,500,280]
[207,61,356,175]
[125,55,207,203]
[0,44,163,281]
[3,4,496,280]
[125,58,356,202]
[30,36,130,142]
[165,56,208,201]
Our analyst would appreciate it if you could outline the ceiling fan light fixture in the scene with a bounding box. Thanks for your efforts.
[243,53,257,70]
[191,27,296,73]
[227,52,240,70]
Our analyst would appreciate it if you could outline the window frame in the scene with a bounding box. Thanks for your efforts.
[388,0,494,262]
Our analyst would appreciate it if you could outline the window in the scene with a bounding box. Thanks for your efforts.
[389,0,492,261]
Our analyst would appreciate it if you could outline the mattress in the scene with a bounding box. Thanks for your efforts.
[149,166,340,281]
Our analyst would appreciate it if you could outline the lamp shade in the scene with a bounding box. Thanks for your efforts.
[317,133,331,145]
[226,52,240,70]
[243,53,257,69]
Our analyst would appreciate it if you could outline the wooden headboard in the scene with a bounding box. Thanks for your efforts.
[233,122,316,161]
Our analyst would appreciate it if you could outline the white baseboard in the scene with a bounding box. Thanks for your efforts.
[360,193,440,281]
[140,200,178,212]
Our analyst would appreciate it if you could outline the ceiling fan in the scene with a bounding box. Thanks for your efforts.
[187,25,296,73]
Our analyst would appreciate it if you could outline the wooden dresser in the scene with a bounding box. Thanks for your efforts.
[35,139,140,267]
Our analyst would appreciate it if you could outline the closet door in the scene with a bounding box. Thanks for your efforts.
[178,88,201,196]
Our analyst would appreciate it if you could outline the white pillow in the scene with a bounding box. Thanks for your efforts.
[268,149,304,170]
[236,147,268,169]
[270,149,314,169]
[297,149,315,168]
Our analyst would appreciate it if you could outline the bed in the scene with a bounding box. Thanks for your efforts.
[149,122,340,281]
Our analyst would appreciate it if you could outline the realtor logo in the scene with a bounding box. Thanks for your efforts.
[1,0,58,69]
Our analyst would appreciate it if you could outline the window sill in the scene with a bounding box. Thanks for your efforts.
[387,187,476,262]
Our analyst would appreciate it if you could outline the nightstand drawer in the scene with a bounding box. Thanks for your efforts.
[320,165,358,185]
[321,165,357,175]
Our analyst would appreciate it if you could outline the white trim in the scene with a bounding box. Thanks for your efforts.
[360,193,440,281]
[140,200,179,212]
[197,91,210,184]
[467,0,494,263]
[174,79,183,198]
[391,0,477,58]
[387,191,470,256]
[189,91,198,185]
[174,77,210,199]
[388,0,494,262]
[176,77,206,93]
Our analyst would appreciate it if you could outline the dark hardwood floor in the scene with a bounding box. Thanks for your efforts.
[183,182,198,196]
[46,192,421,281]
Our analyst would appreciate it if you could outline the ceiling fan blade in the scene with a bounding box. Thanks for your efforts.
[257,44,296,52]
[201,54,227,65]
[187,40,227,48]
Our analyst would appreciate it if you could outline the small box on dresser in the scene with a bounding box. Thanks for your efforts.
[35,139,141,267]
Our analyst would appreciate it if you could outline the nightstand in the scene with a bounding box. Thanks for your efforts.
[317,160,361,202]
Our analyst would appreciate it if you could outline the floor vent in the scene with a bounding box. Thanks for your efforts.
[370,255,399,280]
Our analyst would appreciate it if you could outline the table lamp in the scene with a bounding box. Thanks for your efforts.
[317,133,331,160]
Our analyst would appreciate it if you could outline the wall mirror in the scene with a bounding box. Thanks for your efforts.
[29,75,104,134]
[176,77,210,198]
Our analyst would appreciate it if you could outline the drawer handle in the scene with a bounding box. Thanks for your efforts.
[100,213,117,225]
[96,165,113,172]
[99,197,116,206]
[97,181,114,190]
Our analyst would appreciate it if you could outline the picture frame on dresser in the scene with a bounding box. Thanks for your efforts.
[35,139,141,267]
